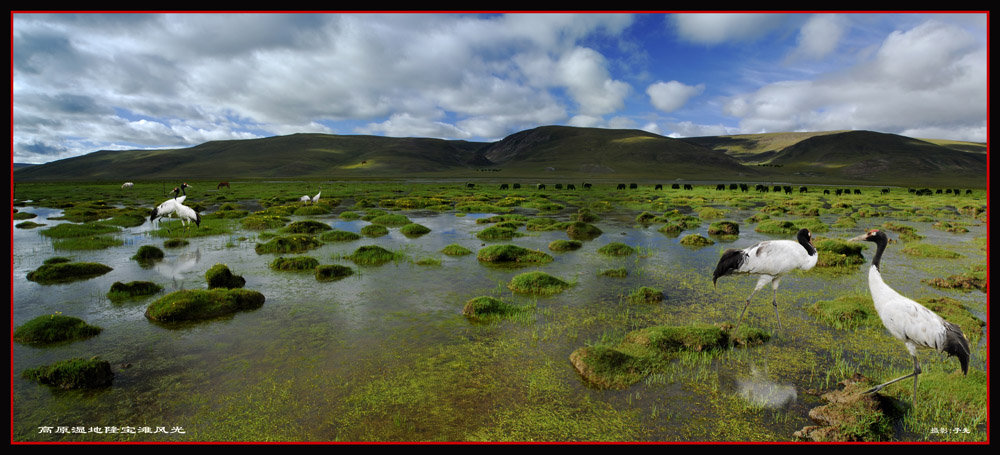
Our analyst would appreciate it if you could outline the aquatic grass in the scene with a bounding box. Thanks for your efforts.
[40,222,121,238]
[316,264,355,281]
[360,224,389,237]
[241,213,289,230]
[163,238,190,248]
[441,244,473,256]
[548,239,582,251]
[107,281,163,302]
[132,245,165,264]
[809,294,881,330]
[599,267,628,278]
[254,235,323,254]
[597,242,635,256]
[282,220,332,234]
[15,221,45,229]
[21,357,114,389]
[26,261,113,284]
[320,230,362,242]
[145,288,266,322]
[923,265,987,293]
[269,256,320,272]
[14,314,103,345]
[52,235,122,250]
[368,213,411,226]
[477,244,553,266]
[624,286,663,304]
[205,264,247,289]
[679,234,714,247]
[476,225,522,241]
[901,243,962,258]
[508,271,572,295]
[566,221,602,240]
[399,223,432,238]
[345,245,404,266]
[462,296,533,321]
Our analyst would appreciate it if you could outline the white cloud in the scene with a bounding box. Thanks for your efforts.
[646,81,705,113]
[671,14,785,45]
[787,14,846,62]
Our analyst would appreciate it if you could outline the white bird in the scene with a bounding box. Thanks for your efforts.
[122,182,134,189]
[171,182,191,199]
[712,228,818,333]
[848,229,969,404]
[300,187,321,204]
[150,195,200,232]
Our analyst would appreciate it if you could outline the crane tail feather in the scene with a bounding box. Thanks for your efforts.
[713,249,746,285]
[942,321,971,375]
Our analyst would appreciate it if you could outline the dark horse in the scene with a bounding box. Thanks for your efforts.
[217,182,230,189]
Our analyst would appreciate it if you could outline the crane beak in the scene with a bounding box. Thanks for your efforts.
[847,233,868,242]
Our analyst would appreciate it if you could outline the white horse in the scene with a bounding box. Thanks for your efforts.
[122,182,134,189]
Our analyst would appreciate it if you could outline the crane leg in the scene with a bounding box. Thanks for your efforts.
[863,355,921,404]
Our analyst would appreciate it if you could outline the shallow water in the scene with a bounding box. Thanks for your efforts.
[11,185,988,442]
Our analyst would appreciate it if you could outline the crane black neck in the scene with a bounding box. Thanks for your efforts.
[870,232,888,270]
[797,229,817,256]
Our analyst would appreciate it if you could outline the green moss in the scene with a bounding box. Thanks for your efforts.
[809,294,881,330]
[345,245,403,266]
[360,224,389,237]
[240,213,289,230]
[548,239,582,251]
[462,296,531,321]
[625,324,728,353]
[923,265,987,293]
[477,244,553,266]
[292,205,331,216]
[255,235,323,254]
[132,245,164,263]
[707,221,740,237]
[13,211,37,220]
[698,207,728,219]
[625,286,663,304]
[635,211,658,224]
[901,243,962,258]
[339,211,360,220]
[368,213,411,226]
[26,261,113,284]
[441,244,473,256]
[569,346,649,389]
[163,238,190,248]
[21,357,114,389]
[477,225,522,241]
[599,267,628,278]
[755,219,798,235]
[40,222,121,238]
[15,221,45,229]
[269,256,320,272]
[316,264,355,281]
[657,222,683,236]
[508,271,571,295]
[282,220,332,234]
[815,237,867,268]
[205,263,247,289]
[679,234,714,247]
[597,242,636,256]
[525,217,561,231]
[320,230,362,242]
[145,289,266,322]
[399,223,432,237]
[107,281,163,302]
[52,235,122,250]
[14,314,103,345]
[566,221,602,240]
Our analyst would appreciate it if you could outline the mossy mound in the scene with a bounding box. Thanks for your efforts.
[901,243,962,259]
[14,315,103,345]
[368,213,411,226]
[794,374,897,442]
[923,265,987,293]
[320,230,362,242]
[755,219,798,235]
[657,222,684,236]
[254,235,323,254]
[571,323,769,389]
[205,263,247,289]
[507,271,571,295]
[132,245,165,264]
[477,244,553,266]
[360,224,389,237]
[399,223,432,237]
[282,220,332,234]
[293,204,332,216]
[26,261,113,285]
[107,281,163,302]
[441,244,473,256]
[16,221,46,229]
[679,234,714,247]
[525,217,562,231]
[880,221,923,242]
[599,268,628,278]
[707,221,740,238]
[476,225,522,241]
[597,242,636,256]
[145,289,266,322]
[625,287,663,304]
[316,264,355,281]
[814,237,867,268]
[809,294,880,330]
[548,239,582,251]
[240,214,289,230]
[573,208,601,223]
[569,346,650,389]
[566,221,602,240]
[21,357,114,389]
[339,211,360,220]
[345,245,403,266]
[270,256,320,272]
[163,238,190,248]
[635,211,658,224]
[698,207,728,219]
[462,296,531,321]
[40,222,121,239]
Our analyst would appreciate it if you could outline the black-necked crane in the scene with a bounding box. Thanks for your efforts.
[712,228,818,334]
[170,182,191,199]
[848,229,970,404]
[150,195,201,232]
[300,187,321,204]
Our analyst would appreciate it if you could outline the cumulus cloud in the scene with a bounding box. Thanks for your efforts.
[724,19,986,142]
[787,14,847,62]
[671,13,785,45]
[646,81,705,113]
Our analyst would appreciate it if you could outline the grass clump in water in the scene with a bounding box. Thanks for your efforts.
[40,222,121,239]
[814,237,867,269]
[360,224,389,237]
[755,219,798,235]
[548,239,582,251]
[240,214,289,230]
[107,281,163,302]
[320,230,361,242]
[345,245,403,266]
[145,289,265,322]
[597,242,635,256]
[566,221,602,240]
[569,346,650,389]
[205,263,247,289]
[26,260,112,285]
[625,286,663,304]
[477,244,553,266]
[901,243,962,258]
[132,245,164,265]
[368,213,411,226]
[923,265,987,293]
[507,271,571,295]
[270,256,320,272]
[462,296,532,321]
[164,238,190,248]
[399,223,432,238]
[14,314,103,345]
[255,235,323,254]
[599,267,628,278]
[21,357,114,389]
[707,221,740,239]
[809,294,880,330]
[679,234,714,247]
[316,264,354,281]
[441,244,473,256]
[476,225,522,241]
[282,220,332,234]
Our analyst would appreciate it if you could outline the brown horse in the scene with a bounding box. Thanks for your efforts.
[217,181,230,189]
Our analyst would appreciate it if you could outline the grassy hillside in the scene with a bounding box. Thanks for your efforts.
[681,131,848,162]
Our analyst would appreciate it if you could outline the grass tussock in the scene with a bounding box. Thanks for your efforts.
[14,314,103,345]
[145,289,265,322]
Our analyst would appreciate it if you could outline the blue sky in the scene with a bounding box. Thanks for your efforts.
[11,12,988,164]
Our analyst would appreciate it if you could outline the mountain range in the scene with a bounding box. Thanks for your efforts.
[12,125,988,187]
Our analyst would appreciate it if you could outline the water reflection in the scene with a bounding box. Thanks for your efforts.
[737,365,798,409]
[153,248,202,287]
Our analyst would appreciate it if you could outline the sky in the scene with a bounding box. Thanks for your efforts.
[11,12,989,165]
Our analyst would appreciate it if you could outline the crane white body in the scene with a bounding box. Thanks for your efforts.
[849,229,969,403]
[122,182,133,189]
[713,228,818,333]
[150,195,200,231]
